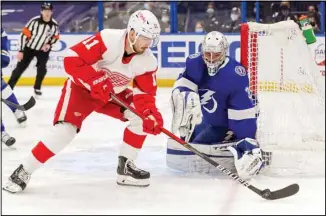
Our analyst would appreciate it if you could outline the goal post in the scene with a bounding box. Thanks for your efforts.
[240,20,325,176]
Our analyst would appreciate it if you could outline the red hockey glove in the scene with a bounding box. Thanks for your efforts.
[87,70,113,104]
[133,94,163,135]
[142,107,163,135]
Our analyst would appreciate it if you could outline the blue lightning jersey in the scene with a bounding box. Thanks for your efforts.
[2,27,19,133]
[173,52,258,141]
[1,27,10,70]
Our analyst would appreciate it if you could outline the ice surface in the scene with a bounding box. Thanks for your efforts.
[1,87,325,215]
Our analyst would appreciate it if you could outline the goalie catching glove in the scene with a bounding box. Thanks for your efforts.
[227,138,264,180]
[170,89,202,141]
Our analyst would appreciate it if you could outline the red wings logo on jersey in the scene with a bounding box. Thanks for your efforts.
[101,68,131,87]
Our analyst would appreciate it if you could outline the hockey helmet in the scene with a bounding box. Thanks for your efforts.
[127,10,161,50]
[202,31,229,76]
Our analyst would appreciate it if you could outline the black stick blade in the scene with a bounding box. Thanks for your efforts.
[2,96,36,111]
[21,96,36,111]
[261,184,299,200]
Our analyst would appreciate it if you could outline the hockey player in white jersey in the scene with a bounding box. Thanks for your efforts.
[167,31,268,180]
[3,10,163,193]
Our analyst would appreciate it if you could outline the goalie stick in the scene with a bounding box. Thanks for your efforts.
[1,96,36,111]
[111,93,299,200]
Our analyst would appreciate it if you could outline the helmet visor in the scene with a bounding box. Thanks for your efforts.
[138,33,160,48]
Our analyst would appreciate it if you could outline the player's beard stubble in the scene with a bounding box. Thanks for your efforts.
[134,44,147,55]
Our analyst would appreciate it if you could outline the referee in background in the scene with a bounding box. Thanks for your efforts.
[8,2,60,98]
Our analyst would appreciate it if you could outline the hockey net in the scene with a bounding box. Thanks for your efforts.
[240,20,325,177]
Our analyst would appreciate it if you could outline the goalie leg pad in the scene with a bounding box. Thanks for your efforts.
[170,89,202,141]
[166,138,235,174]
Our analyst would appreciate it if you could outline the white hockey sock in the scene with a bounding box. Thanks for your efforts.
[119,143,140,161]
[23,122,77,174]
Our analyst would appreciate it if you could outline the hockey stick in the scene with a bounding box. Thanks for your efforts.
[1,96,36,111]
[111,93,299,200]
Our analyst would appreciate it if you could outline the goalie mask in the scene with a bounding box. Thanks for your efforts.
[202,31,229,76]
[127,10,161,52]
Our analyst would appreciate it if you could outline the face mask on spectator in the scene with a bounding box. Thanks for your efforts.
[162,16,169,23]
[280,5,290,16]
[231,14,239,21]
[281,9,289,16]
[207,8,214,15]
[195,27,204,33]
[144,3,150,10]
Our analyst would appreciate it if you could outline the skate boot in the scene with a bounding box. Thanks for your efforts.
[34,89,42,99]
[3,164,31,193]
[2,131,16,146]
[14,109,27,126]
[116,156,150,187]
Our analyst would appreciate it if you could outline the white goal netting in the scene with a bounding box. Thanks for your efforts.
[241,20,325,177]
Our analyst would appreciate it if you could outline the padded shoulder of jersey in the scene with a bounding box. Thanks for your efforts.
[133,49,158,76]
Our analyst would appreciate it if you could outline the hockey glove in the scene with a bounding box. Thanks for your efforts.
[227,138,264,180]
[87,70,114,104]
[142,107,163,135]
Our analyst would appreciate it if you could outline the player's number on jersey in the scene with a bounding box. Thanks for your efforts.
[82,36,99,50]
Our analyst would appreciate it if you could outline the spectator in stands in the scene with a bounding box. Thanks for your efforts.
[159,9,170,33]
[247,2,264,23]
[141,2,162,18]
[308,5,317,13]
[307,5,321,28]
[202,2,220,32]
[265,2,280,23]
[307,11,321,33]
[104,10,125,29]
[194,20,205,33]
[220,7,241,33]
[275,1,297,23]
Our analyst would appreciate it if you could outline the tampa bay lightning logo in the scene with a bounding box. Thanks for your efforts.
[199,89,217,113]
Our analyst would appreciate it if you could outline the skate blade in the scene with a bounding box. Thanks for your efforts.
[2,181,23,194]
[116,175,150,187]
[4,145,17,150]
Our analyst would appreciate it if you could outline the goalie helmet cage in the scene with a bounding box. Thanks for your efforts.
[240,20,325,177]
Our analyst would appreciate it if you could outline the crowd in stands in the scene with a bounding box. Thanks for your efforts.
[175,1,323,33]
[2,1,324,34]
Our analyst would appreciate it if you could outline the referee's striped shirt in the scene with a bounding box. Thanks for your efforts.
[20,15,60,52]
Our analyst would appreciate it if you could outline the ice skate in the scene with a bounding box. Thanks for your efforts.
[3,164,31,193]
[2,131,16,147]
[116,156,150,187]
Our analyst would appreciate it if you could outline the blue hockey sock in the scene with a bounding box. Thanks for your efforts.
[1,78,18,112]
[1,120,5,132]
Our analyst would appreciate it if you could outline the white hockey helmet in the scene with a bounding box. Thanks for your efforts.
[202,31,229,76]
[127,10,161,51]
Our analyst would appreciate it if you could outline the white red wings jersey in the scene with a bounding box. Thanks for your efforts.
[63,29,158,96]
